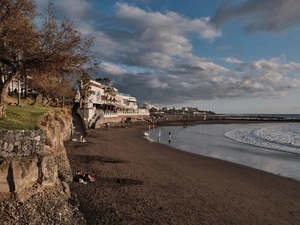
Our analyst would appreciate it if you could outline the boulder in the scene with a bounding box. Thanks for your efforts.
[40,155,58,187]
[11,156,38,192]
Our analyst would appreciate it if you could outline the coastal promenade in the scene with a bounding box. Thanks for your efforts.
[65,119,300,225]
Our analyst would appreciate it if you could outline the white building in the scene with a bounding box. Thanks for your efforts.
[78,80,149,128]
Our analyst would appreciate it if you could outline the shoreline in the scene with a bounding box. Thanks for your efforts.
[147,121,300,181]
[65,120,300,224]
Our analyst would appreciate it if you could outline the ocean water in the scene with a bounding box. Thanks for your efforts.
[145,123,300,181]
[225,124,300,154]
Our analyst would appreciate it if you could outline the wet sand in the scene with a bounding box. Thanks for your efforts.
[65,120,300,225]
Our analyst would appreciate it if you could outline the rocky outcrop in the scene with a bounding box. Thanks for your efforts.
[0,109,73,200]
[0,108,86,224]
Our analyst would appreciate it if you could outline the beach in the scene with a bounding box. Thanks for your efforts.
[65,120,300,225]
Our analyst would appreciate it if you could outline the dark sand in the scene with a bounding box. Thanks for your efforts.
[65,120,300,225]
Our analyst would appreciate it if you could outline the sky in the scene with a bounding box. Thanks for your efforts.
[35,0,300,114]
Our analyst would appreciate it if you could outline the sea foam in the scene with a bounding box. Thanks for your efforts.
[225,124,300,154]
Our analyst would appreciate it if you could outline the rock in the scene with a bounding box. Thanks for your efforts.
[11,156,38,192]
[0,161,10,192]
[61,181,71,199]
[41,156,58,187]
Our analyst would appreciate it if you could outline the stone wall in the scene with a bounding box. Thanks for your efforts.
[0,130,46,158]
[0,109,73,202]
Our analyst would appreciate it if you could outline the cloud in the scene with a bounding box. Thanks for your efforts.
[222,56,300,95]
[210,0,300,34]
[107,55,300,106]
[34,1,300,107]
[98,63,126,76]
[35,0,94,18]
[147,78,169,88]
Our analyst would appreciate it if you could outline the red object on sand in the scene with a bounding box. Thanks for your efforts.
[88,175,96,181]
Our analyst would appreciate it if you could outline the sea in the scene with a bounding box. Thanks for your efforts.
[145,115,300,181]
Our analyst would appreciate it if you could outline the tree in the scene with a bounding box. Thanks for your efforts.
[0,0,37,116]
[37,3,97,78]
[28,71,76,107]
[0,1,98,117]
[149,107,158,113]
[78,72,92,100]
[95,77,111,85]
[77,71,92,119]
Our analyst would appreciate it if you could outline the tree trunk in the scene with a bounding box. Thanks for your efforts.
[17,78,21,106]
[0,84,9,117]
[43,95,52,106]
[31,93,41,105]
[55,98,59,107]
[24,74,28,99]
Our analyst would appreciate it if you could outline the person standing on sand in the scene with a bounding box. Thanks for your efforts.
[168,131,172,144]
[157,130,161,142]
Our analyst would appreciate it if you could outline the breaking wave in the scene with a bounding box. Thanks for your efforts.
[225,124,300,154]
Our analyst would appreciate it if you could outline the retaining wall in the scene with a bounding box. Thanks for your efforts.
[0,109,73,202]
[0,130,46,157]
[94,114,150,129]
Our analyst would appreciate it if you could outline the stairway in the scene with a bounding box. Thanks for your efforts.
[71,103,86,137]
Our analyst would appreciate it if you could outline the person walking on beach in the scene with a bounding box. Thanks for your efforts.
[168,131,172,144]
[157,130,161,142]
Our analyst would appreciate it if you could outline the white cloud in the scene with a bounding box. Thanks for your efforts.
[147,78,168,88]
[222,57,243,64]
[223,56,300,92]
[99,63,126,76]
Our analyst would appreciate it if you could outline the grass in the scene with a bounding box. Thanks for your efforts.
[0,98,49,130]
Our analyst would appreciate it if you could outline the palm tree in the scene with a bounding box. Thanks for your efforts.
[96,77,111,85]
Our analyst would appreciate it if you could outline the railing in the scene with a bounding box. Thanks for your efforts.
[88,114,101,128]
[102,111,149,118]
[79,107,150,121]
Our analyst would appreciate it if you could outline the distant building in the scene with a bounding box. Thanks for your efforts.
[143,102,159,110]
[186,107,198,111]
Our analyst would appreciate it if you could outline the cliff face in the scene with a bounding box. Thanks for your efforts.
[0,108,86,225]
[38,109,73,183]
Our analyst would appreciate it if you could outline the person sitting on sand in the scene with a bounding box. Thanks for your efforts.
[84,174,96,182]
[73,170,84,182]
[79,135,87,142]
[74,171,96,183]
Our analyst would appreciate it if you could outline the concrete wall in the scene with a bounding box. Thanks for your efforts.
[0,130,46,158]
[94,114,150,129]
